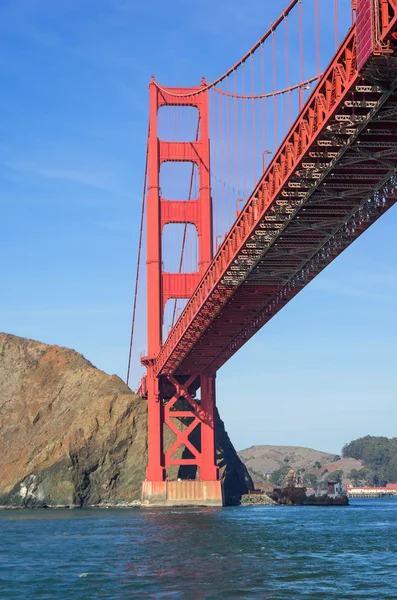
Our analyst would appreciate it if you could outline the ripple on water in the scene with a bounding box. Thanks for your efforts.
[0,499,397,599]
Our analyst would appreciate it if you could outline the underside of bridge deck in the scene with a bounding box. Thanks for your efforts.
[155,14,397,380]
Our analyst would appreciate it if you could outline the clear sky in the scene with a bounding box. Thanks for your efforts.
[1,0,396,455]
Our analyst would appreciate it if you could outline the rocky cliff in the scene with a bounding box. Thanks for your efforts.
[0,333,253,507]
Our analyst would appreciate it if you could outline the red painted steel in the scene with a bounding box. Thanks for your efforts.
[356,0,397,70]
[152,1,397,379]
[141,0,397,498]
[144,81,218,484]
[164,374,218,480]
[146,80,213,358]
[356,0,374,70]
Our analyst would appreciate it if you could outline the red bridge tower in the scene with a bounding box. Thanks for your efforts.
[141,79,224,506]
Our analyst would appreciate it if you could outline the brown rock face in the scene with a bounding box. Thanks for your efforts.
[0,333,253,507]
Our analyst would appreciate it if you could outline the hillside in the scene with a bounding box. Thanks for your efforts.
[238,445,363,487]
[0,333,253,507]
[343,436,397,484]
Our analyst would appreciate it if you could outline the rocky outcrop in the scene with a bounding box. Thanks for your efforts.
[270,486,307,505]
[268,468,349,506]
[0,333,253,507]
[241,493,276,506]
[269,468,307,505]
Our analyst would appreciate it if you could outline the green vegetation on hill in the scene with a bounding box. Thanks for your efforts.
[343,436,397,485]
[240,437,397,489]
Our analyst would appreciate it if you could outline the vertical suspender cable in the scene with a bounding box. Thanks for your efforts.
[187,106,191,272]
[284,16,292,128]
[126,124,149,387]
[261,43,265,169]
[251,54,257,185]
[224,89,228,231]
[213,91,218,244]
[226,77,231,228]
[216,90,220,239]
[220,86,225,236]
[272,31,278,150]
[242,62,247,199]
[234,71,240,198]
[265,96,269,170]
[298,0,304,110]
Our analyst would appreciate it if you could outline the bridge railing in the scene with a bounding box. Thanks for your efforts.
[153,0,397,377]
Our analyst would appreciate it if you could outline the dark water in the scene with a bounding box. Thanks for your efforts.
[1,499,397,599]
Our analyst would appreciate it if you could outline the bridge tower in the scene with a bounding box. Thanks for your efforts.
[141,78,224,507]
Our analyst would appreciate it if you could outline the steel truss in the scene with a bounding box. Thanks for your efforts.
[154,0,397,378]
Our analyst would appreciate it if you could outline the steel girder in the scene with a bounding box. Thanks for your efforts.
[154,3,397,378]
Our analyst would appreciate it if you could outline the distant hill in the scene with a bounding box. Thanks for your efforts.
[343,436,397,484]
[238,445,363,487]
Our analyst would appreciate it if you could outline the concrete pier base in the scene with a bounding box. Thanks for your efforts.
[141,480,224,507]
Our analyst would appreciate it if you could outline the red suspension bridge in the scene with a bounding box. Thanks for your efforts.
[127,0,397,506]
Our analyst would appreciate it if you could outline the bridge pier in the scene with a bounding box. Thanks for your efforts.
[141,371,224,507]
[141,480,223,508]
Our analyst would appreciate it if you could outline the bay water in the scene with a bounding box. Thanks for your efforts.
[0,498,396,599]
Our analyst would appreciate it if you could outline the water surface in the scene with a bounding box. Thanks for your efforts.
[1,499,396,599]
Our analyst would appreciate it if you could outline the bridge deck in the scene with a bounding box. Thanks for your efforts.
[155,18,397,378]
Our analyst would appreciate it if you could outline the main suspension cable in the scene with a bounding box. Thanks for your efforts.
[152,0,300,98]
[212,75,320,99]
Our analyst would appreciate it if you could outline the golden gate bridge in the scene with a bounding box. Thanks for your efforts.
[127,0,397,506]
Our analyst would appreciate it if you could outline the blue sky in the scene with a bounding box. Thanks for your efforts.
[1,0,396,454]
